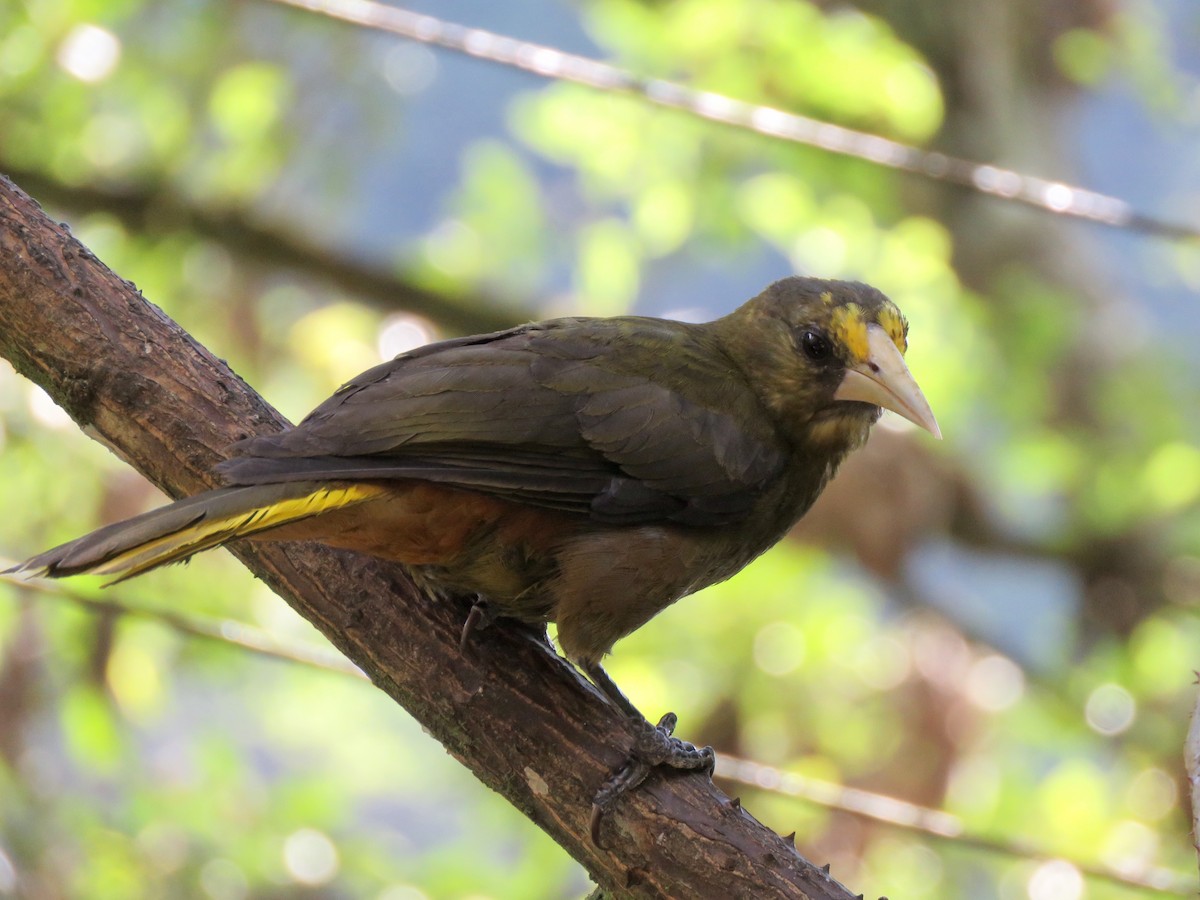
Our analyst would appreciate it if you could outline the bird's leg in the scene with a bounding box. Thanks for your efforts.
[582,660,715,846]
[580,658,640,717]
[459,596,497,652]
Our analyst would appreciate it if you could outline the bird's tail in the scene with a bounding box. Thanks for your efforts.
[5,481,388,583]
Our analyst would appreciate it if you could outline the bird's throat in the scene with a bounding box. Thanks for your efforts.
[805,403,878,452]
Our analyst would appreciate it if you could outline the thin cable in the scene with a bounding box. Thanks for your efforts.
[266,0,1200,243]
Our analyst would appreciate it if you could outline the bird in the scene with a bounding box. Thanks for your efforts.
[7,276,939,838]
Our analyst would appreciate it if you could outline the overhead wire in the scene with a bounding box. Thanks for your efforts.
[266,0,1200,243]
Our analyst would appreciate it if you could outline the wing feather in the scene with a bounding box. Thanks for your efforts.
[219,318,785,525]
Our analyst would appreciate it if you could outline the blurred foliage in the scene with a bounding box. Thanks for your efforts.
[2,0,1200,898]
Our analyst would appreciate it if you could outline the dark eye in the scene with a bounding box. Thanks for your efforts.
[800,330,833,362]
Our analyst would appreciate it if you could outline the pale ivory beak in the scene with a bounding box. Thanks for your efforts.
[833,324,941,439]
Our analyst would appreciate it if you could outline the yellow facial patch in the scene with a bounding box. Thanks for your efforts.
[829,302,908,361]
[876,304,908,354]
[829,304,870,361]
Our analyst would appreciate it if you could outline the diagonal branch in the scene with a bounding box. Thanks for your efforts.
[0,174,856,900]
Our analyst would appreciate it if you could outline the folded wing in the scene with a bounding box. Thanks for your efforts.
[218,319,784,526]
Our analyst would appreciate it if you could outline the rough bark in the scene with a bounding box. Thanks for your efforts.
[0,174,858,900]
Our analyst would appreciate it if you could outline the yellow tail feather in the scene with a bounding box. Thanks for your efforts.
[91,483,389,582]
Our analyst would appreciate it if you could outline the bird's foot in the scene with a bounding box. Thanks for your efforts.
[459,596,497,651]
[590,712,715,846]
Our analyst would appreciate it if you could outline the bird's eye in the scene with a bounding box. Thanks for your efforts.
[800,330,833,362]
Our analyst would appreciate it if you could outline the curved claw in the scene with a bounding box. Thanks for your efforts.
[459,597,494,652]
[591,755,654,848]
[590,802,604,847]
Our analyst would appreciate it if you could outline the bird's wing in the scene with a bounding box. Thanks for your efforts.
[218,319,784,525]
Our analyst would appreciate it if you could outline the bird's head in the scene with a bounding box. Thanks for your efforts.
[718,276,940,452]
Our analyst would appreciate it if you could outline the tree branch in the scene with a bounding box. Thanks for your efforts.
[1187,687,1200,884]
[2,162,530,335]
[0,174,857,899]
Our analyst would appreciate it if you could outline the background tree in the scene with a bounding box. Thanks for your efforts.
[1,0,1198,897]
